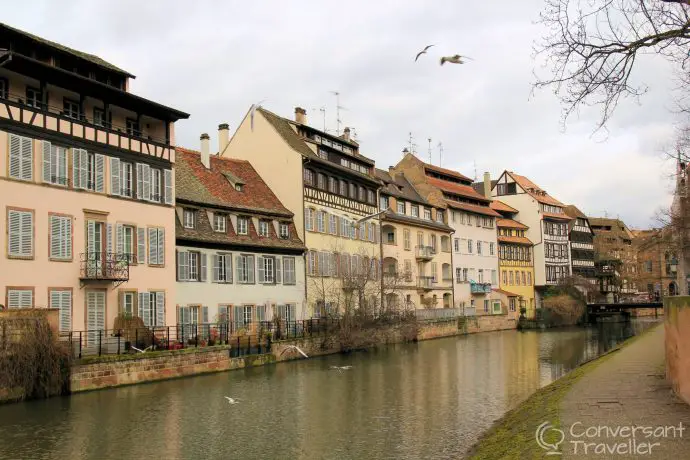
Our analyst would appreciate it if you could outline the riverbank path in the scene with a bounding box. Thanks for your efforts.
[560,326,690,458]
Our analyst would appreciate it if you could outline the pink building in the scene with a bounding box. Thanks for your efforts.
[0,24,188,338]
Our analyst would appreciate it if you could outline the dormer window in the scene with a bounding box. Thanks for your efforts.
[235,184,244,192]
[411,205,419,218]
[213,213,227,232]
[259,220,270,237]
[183,209,196,229]
[280,223,290,239]
[437,210,445,223]
[397,201,406,215]
[424,208,432,220]
[237,217,249,235]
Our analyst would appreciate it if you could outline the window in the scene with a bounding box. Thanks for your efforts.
[235,183,244,192]
[430,235,437,252]
[26,87,42,108]
[49,214,72,260]
[74,150,104,192]
[484,299,490,313]
[116,224,136,263]
[339,180,347,196]
[317,173,326,190]
[367,190,375,204]
[139,291,165,327]
[477,241,482,255]
[491,270,497,285]
[283,257,296,284]
[489,242,495,256]
[368,223,375,242]
[645,261,653,272]
[522,271,527,285]
[150,168,162,202]
[404,229,411,250]
[303,169,314,185]
[380,196,389,211]
[340,158,349,168]
[340,217,349,238]
[8,133,33,181]
[349,183,357,198]
[280,223,290,239]
[121,291,135,317]
[462,268,468,282]
[454,238,460,252]
[8,209,33,258]
[121,162,133,197]
[328,177,338,193]
[237,217,249,235]
[478,269,484,283]
[424,208,432,220]
[307,250,317,276]
[213,253,233,283]
[93,108,106,127]
[358,186,365,202]
[42,142,68,186]
[236,254,255,283]
[183,209,195,229]
[126,118,139,136]
[259,256,276,284]
[7,288,33,309]
[386,229,395,244]
[431,262,438,282]
[411,205,419,218]
[502,270,507,285]
[214,214,227,232]
[436,210,445,223]
[63,99,80,119]
[259,220,270,237]
[397,201,406,214]
[509,271,514,285]
[148,227,165,266]
[468,239,473,254]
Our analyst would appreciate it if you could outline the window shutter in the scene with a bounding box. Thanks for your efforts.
[8,211,21,256]
[63,217,72,259]
[257,256,265,283]
[110,157,121,196]
[20,135,33,180]
[212,254,220,282]
[276,256,282,284]
[157,229,165,265]
[9,134,21,178]
[247,255,255,283]
[136,163,143,199]
[87,293,97,339]
[164,169,173,205]
[72,150,81,188]
[177,250,190,281]
[42,140,52,183]
[137,227,146,264]
[116,224,124,255]
[20,211,33,257]
[155,292,165,326]
[202,306,209,324]
[148,228,156,264]
[51,290,72,332]
[50,215,61,259]
[79,150,88,190]
[95,154,105,192]
[142,164,151,200]
[87,220,96,256]
[200,253,207,282]
[106,223,113,253]
[224,254,233,283]
[218,305,228,323]
[236,255,243,283]
[139,292,151,326]
[234,306,243,327]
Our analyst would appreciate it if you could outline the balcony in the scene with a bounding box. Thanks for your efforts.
[415,246,435,261]
[417,276,435,291]
[80,252,130,286]
[470,282,492,294]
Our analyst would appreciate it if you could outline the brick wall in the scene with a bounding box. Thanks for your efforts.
[665,297,690,405]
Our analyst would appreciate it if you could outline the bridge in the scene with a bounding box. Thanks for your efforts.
[586,302,663,322]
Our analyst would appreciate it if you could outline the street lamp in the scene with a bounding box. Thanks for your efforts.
[355,209,388,226]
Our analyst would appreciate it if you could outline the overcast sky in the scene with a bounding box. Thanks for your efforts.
[6,0,679,228]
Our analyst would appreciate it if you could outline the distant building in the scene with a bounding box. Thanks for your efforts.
[0,24,188,336]
[632,228,678,300]
[490,171,572,308]
[589,217,637,301]
[376,169,454,310]
[174,143,306,329]
[564,205,596,295]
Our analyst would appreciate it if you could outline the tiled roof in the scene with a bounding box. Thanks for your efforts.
[375,169,427,204]
[175,147,293,217]
[497,218,528,230]
[1,23,133,77]
[508,171,565,207]
[444,200,501,217]
[564,205,587,219]
[493,288,519,297]
[490,200,518,214]
[426,177,490,202]
[498,235,533,245]
[424,163,473,182]
[542,212,572,221]
[382,210,454,232]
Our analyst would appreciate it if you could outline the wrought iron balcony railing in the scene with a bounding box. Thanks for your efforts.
[470,282,492,294]
[80,252,130,283]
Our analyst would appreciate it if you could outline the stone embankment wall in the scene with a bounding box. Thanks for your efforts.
[665,297,690,405]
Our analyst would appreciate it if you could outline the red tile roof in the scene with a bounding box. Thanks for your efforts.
[498,235,533,245]
[497,218,528,230]
[490,200,518,213]
[542,212,572,221]
[444,200,501,217]
[426,177,490,202]
[508,172,565,207]
[423,163,472,182]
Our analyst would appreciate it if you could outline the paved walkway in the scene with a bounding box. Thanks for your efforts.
[560,326,690,459]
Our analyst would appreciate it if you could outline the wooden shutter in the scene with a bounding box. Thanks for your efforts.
[218,305,228,323]
[72,149,81,188]
[276,256,282,284]
[87,220,96,257]
[137,227,146,264]
[155,292,165,326]
[8,210,21,256]
[157,229,165,265]
[20,135,33,180]
[106,223,113,253]
[42,140,52,183]
[212,254,220,282]
[164,169,173,205]
[63,217,72,259]
[79,150,88,190]
[177,250,189,281]
[19,211,33,257]
[95,154,105,192]
[142,164,151,200]
[51,290,72,332]
[200,253,207,282]
[247,255,255,283]
[116,224,124,255]
[148,228,156,264]
[86,292,97,344]
[50,215,61,259]
[257,256,265,283]
[224,254,233,283]
[110,157,121,196]
[136,163,143,199]
[139,292,151,326]
[9,134,21,178]
[202,306,209,324]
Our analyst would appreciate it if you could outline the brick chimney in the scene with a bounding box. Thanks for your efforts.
[343,127,351,141]
[483,172,491,199]
[218,123,229,154]
[200,133,210,169]
[295,107,307,125]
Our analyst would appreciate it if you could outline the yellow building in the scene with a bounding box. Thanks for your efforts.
[224,107,381,317]
[376,169,454,310]
[491,200,536,317]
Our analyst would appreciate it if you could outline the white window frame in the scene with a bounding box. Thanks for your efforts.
[49,214,72,260]
[283,257,297,285]
[8,209,33,258]
[213,214,227,233]
[7,289,33,309]
[259,220,270,237]
[183,209,195,229]
[237,217,249,235]
[280,223,290,239]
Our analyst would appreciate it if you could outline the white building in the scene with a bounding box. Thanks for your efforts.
[491,171,572,307]
[174,137,306,331]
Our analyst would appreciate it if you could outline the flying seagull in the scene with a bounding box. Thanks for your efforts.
[250,99,266,132]
[415,44,435,62]
[224,396,240,405]
[281,345,309,358]
[440,55,473,66]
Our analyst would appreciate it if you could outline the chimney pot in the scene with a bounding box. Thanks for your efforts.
[343,127,351,141]
[200,133,210,169]
[483,172,491,199]
[295,107,307,125]
[218,123,230,155]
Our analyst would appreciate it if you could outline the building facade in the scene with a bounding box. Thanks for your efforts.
[633,228,678,300]
[174,144,306,329]
[393,154,500,315]
[0,24,188,336]
[491,199,536,317]
[224,107,381,317]
[376,169,454,310]
[589,217,638,301]
[564,205,596,293]
[491,171,572,307]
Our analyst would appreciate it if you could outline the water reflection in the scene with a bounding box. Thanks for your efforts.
[0,319,659,460]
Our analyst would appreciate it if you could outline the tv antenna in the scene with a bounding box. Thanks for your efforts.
[427,138,432,164]
[408,132,417,156]
[319,107,327,132]
[330,91,346,135]
[473,161,478,182]
[438,142,444,167]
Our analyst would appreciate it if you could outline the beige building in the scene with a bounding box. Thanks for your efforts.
[223,107,381,317]
[376,169,454,310]
[0,24,188,335]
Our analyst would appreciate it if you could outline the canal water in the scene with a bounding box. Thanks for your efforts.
[0,319,659,460]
